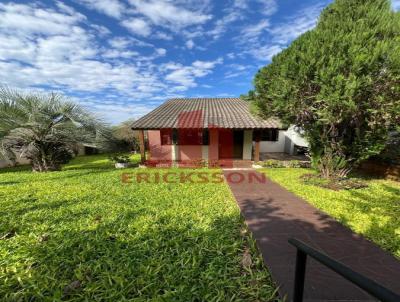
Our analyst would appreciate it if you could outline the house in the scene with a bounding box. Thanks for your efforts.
[131,98,307,165]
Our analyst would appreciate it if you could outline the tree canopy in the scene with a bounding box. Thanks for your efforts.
[247,0,400,177]
[0,88,109,171]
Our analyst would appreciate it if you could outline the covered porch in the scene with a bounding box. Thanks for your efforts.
[136,128,264,166]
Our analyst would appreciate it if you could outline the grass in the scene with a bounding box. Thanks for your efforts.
[0,154,278,301]
[262,168,400,258]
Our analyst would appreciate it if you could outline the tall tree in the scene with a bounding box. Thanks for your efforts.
[112,118,139,152]
[248,0,400,178]
[0,88,108,171]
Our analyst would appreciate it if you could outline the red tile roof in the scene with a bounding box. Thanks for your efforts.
[131,98,282,129]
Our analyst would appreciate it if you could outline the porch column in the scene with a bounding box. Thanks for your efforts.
[138,130,146,163]
[254,130,260,162]
[243,130,253,160]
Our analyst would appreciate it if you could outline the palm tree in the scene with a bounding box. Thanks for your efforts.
[0,87,108,172]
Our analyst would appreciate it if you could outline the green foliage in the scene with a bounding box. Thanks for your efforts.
[108,154,131,164]
[111,119,140,152]
[248,0,400,177]
[259,159,304,168]
[372,131,400,164]
[263,168,400,257]
[0,87,109,172]
[260,159,283,168]
[0,154,278,301]
[301,173,368,190]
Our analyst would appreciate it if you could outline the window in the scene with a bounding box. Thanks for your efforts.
[260,129,279,141]
[202,129,209,145]
[179,129,203,145]
[161,128,209,145]
[160,129,173,145]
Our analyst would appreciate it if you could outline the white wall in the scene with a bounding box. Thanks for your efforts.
[259,130,286,153]
[259,128,308,154]
[0,156,30,168]
[285,126,308,147]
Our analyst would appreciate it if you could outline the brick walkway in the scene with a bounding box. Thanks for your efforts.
[224,170,400,302]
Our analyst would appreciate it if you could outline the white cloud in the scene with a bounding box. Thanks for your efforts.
[121,18,152,36]
[153,31,173,40]
[246,45,282,61]
[109,37,131,49]
[234,1,326,62]
[90,24,111,36]
[102,49,139,59]
[241,19,270,39]
[128,0,212,29]
[0,2,224,124]
[91,103,154,124]
[259,0,278,16]
[155,48,167,56]
[0,2,164,96]
[185,39,195,49]
[0,35,36,62]
[0,2,85,36]
[56,1,78,15]
[164,58,223,88]
[209,0,277,40]
[392,0,400,11]
[267,2,325,45]
[75,0,125,19]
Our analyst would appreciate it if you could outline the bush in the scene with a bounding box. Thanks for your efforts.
[108,154,131,164]
[260,159,307,168]
[301,173,368,190]
[286,160,301,168]
[260,159,283,168]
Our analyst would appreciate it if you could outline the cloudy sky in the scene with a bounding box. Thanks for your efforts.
[1,0,399,124]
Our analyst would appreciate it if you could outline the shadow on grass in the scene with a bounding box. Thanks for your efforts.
[1,214,279,302]
[339,185,400,257]
[0,165,31,174]
[225,170,400,301]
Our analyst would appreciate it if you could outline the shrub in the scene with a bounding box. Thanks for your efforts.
[108,154,131,164]
[0,88,108,172]
[301,173,368,190]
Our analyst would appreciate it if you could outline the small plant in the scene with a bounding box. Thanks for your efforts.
[301,173,368,191]
[261,159,283,168]
[285,160,301,168]
[261,159,305,168]
[108,154,131,164]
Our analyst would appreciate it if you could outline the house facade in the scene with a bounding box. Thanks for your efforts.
[131,98,307,165]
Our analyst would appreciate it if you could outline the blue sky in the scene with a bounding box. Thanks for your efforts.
[1,0,399,124]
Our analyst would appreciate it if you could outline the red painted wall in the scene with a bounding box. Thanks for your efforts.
[148,130,172,161]
[208,129,219,160]
[178,145,202,161]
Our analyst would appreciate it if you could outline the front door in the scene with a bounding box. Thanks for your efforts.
[233,130,244,159]
[219,129,233,159]
[218,129,243,159]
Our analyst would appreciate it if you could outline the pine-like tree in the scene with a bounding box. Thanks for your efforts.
[248,0,400,178]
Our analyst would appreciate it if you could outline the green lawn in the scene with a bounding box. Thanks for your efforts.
[0,154,278,301]
[263,168,400,258]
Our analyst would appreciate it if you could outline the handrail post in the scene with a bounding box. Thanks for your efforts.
[293,249,307,302]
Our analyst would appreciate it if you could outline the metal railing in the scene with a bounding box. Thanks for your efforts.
[288,238,400,302]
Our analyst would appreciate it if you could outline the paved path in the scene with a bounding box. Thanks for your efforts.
[224,170,400,302]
